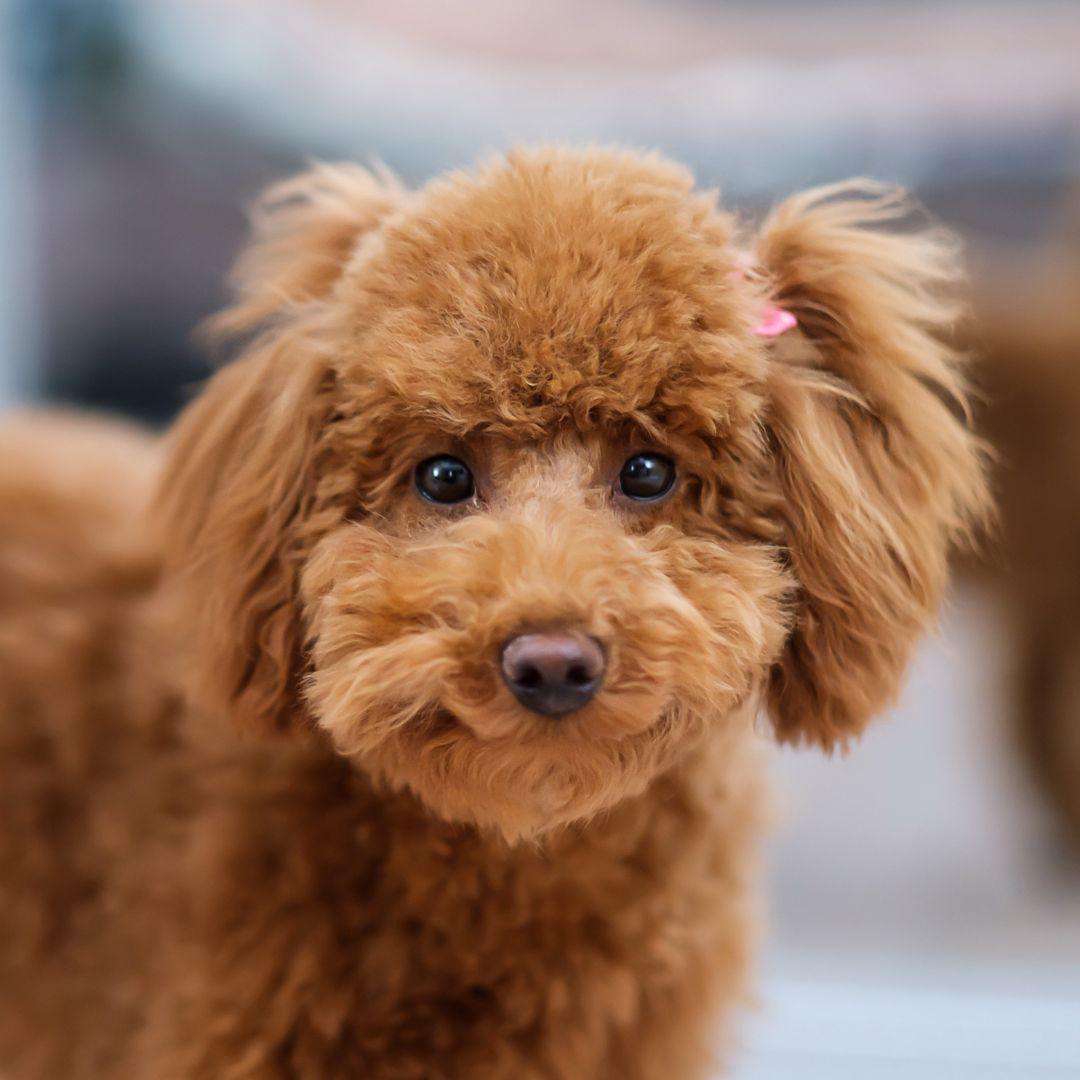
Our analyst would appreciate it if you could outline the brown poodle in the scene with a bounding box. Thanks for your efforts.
[974,253,1080,855]
[0,148,989,1079]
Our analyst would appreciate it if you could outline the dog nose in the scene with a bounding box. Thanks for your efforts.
[500,631,605,718]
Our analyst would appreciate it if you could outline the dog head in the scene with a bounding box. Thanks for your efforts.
[157,149,988,841]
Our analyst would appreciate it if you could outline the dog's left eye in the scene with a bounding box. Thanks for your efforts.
[618,453,676,501]
[415,455,475,504]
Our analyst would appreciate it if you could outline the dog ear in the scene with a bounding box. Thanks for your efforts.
[209,162,400,338]
[155,164,399,733]
[754,182,991,750]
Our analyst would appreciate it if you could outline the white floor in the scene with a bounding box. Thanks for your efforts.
[735,588,1080,1078]
[739,967,1080,1079]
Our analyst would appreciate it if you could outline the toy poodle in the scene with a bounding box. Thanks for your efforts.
[0,148,989,1078]
[974,255,1080,855]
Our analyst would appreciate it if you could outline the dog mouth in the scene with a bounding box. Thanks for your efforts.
[313,652,706,839]
[429,691,679,747]
[371,696,702,840]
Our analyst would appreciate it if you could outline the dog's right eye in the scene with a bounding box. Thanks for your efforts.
[414,456,475,505]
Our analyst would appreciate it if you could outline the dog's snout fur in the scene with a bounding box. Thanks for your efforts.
[500,631,605,717]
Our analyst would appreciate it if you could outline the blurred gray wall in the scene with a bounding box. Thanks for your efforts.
[0,0,38,405]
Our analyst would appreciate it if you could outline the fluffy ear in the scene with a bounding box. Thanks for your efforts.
[155,164,399,733]
[756,182,991,749]
[208,162,400,337]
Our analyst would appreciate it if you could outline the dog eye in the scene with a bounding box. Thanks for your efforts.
[618,453,676,501]
[415,455,475,505]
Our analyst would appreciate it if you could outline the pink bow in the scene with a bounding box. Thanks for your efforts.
[731,253,797,338]
[753,305,797,338]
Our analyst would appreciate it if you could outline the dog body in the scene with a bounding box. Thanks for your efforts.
[0,149,987,1078]
[0,429,756,1076]
[0,431,758,1077]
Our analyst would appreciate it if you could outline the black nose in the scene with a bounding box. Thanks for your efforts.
[500,632,605,718]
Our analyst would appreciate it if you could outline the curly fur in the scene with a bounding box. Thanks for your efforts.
[0,148,989,1078]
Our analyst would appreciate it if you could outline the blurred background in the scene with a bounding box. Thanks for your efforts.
[2,1,1079,1076]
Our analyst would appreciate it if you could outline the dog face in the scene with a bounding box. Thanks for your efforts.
[158,150,988,841]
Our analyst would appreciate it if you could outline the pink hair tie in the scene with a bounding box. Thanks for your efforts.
[731,252,797,338]
[753,305,797,338]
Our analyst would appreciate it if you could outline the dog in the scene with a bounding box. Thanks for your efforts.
[0,148,989,1078]
[973,253,1080,856]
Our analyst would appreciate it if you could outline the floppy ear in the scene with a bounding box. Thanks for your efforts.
[155,164,399,733]
[755,182,991,749]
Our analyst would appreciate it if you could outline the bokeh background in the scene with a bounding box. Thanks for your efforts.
[2,2,1079,1076]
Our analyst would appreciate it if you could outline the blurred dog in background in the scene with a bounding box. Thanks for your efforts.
[975,229,1080,857]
